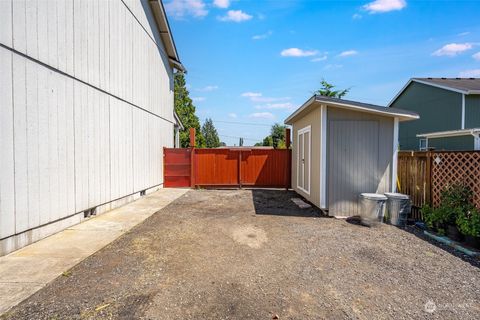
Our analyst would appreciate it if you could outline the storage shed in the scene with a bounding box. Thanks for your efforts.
[284,95,419,217]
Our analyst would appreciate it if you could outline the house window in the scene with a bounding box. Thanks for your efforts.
[419,138,428,151]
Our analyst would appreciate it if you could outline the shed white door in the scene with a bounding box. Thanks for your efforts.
[297,126,311,194]
[328,120,379,216]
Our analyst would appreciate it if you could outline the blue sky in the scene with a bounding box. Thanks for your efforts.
[165,0,480,146]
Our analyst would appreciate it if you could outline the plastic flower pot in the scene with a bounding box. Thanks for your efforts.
[464,235,480,249]
[446,224,464,242]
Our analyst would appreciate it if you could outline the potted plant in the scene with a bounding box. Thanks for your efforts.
[456,208,480,249]
[422,204,447,235]
[440,183,472,241]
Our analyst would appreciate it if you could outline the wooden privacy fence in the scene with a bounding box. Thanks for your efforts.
[397,151,480,220]
[164,128,292,189]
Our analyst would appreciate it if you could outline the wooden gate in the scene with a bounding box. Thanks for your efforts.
[164,129,292,188]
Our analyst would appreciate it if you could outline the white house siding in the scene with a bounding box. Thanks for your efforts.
[0,0,175,256]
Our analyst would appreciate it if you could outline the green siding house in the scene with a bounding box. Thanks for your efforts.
[388,78,480,151]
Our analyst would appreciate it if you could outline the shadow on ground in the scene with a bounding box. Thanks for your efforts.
[251,189,326,218]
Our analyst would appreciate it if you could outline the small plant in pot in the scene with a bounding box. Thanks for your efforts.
[456,207,480,249]
[422,204,448,235]
[440,183,473,241]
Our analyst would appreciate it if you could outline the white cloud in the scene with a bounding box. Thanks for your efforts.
[255,102,295,110]
[252,31,273,40]
[192,97,206,102]
[311,56,328,62]
[363,0,406,13]
[218,10,252,22]
[352,13,362,19]
[458,69,480,77]
[281,48,318,57]
[249,112,275,120]
[458,31,470,36]
[196,85,219,92]
[324,64,343,70]
[432,43,473,56]
[241,92,290,103]
[228,113,237,118]
[164,0,208,19]
[338,50,358,57]
[241,92,262,98]
[473,52,480,61]
[213,0,229,8]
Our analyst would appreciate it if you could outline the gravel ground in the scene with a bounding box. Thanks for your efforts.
[3,189,480,320]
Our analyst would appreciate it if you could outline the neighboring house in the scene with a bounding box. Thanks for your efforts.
[0,0,184,256]
[285,95,418,217]
[388,78,480,151]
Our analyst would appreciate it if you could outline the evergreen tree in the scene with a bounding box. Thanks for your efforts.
[201,118,221,148]
[174,72,205,147]
[315,79,349,99]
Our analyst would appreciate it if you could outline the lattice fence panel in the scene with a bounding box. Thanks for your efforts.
[431,152,480,208]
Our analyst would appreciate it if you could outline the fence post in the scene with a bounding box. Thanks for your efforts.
[238,151,242,188]
[285,128,291,189]
[190,128,196,188]
[425,151,432,207]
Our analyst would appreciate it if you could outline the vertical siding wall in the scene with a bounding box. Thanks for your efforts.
[0,0,174,253]
[327,108,393,216]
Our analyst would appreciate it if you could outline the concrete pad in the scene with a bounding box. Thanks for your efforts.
[0,283,45,317]
[0,188,188,315]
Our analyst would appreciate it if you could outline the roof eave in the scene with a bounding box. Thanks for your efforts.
[149,0,186,72]
[387,78,477,108]
[322,98,418,121]
[417,128,480,139]
[284,96,316,124]
[285,95,419,125]
[174,111,184,130]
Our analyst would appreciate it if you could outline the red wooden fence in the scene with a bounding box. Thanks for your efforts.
[164,128,292,188]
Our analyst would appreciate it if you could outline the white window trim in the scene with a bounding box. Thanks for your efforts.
[320,105,327,208]
[474,134,480,151]
[461,93,465,130]
[419,138,428,151]
[297,125,311,195]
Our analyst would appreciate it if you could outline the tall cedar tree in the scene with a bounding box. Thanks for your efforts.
[201,118,221,148]
[174,72,205,147]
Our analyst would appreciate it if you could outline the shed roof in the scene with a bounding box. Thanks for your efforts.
[413,78,480,92]
[387,78,480,107]
[284,95,419,125]
[149,0,186,72]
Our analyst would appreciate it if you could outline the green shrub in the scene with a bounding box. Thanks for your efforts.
[456,208,480,237]
[441,183,473,213]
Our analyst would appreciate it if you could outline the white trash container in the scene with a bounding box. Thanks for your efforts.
[384,193,411,227]
[359,193,388,226]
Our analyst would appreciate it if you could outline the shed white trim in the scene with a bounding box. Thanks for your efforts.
[297,125,311,195]
[320,105,327,208]
[391,118,399,193]
[461,93,465,130]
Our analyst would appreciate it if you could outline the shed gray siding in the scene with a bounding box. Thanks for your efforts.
[327,108,393,216]
[0,0,175,256]
[390,82,462,150]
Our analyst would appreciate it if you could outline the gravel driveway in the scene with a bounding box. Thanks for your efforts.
[3,189,480,319]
